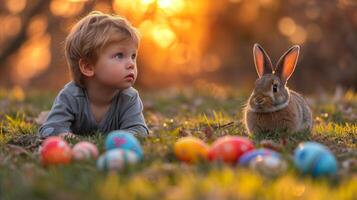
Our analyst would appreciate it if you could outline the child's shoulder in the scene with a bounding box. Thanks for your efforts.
[60,81,86,97]
[120,87,140,99]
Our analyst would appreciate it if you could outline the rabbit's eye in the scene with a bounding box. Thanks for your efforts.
[273,84,278,93]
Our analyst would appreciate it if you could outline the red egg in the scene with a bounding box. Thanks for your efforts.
[208,136,254,164]
[40,136,72,166]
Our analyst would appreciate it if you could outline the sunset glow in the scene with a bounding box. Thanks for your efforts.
[0,0,351,89]
[152,25,176,48]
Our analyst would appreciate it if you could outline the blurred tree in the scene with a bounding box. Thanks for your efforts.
[0,0,356,92]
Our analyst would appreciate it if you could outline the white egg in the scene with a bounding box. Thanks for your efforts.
[249,155,287,177]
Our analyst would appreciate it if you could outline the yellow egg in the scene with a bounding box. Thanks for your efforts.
[174,136,209,164]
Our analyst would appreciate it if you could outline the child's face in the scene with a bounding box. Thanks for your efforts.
[93,38,138,90]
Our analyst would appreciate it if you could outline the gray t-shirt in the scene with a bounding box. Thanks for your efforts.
[38,82,149,138]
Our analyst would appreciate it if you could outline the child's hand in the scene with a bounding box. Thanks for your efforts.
[58,132,77,139]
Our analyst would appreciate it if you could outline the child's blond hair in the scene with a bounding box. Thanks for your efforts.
[65,11,139,86]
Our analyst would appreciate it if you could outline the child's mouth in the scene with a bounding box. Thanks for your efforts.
[124,73,135,81]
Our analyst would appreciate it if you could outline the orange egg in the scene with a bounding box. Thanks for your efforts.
[40,136,72,166]
[174,136,209,164]
[208,136,254,164]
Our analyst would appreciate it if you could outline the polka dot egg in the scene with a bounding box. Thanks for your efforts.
[40,136,72,166]
[208,136,255,164]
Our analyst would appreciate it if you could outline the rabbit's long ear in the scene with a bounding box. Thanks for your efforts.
[275,45,300,83]
[253,43,273,78]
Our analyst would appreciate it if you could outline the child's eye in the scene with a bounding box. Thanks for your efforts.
[114,53,124,59]
[131,53,136,60]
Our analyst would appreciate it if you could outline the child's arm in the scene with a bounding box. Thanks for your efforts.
[38,91,76,138]
[119,91,149,137]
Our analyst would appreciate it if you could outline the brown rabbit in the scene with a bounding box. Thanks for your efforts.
[243,44,313,135]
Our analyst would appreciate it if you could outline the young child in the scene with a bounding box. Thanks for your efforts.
[38,11,148,138]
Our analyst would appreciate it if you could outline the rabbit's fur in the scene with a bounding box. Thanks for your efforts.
[243,44,312,135]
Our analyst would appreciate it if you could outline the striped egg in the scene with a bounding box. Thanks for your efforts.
[97,149,140,171]
[294,142,338,177]
[72,141,99,161]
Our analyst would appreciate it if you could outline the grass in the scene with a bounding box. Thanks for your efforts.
[0,85,356,200]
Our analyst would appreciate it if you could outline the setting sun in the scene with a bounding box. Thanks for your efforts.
[152,25,176,48]
[157,0,185,14]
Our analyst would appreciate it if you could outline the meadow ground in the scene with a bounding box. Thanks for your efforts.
[0,85,356,200]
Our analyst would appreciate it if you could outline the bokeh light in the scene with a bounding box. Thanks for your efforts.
[10,34,51,85]
[152,24,176,48]
[1,15,22,40]
[50,0,84,17]
[157,0,185,14]
[0,0,356,91]
[278,17,296,36]
[27,15,48,37]
[289,25,307,44]
[5,0,27,14]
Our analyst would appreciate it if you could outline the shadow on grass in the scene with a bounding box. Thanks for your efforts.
[251,129,312,151]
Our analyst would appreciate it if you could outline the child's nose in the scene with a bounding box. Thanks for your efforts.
[127,60,135,69]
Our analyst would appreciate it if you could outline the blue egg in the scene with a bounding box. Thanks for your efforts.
[105,130,143,159]
[294,142,338,177]
[238,148,280,166]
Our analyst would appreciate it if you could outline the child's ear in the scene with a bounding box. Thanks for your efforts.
[79,58,95,77]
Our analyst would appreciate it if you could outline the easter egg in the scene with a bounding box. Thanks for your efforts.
[40,136,72,166]
[249,155,287,177]
[97,149,140,171]
[174,136,209,164]
[294,142,338,177]
[208,136,254,164]
[105,130,143,159]
[72,141,99,161]
[238,148,280,166]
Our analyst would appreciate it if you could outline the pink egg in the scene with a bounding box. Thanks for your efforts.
[208,136,255,164]
[72,141,99,161]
